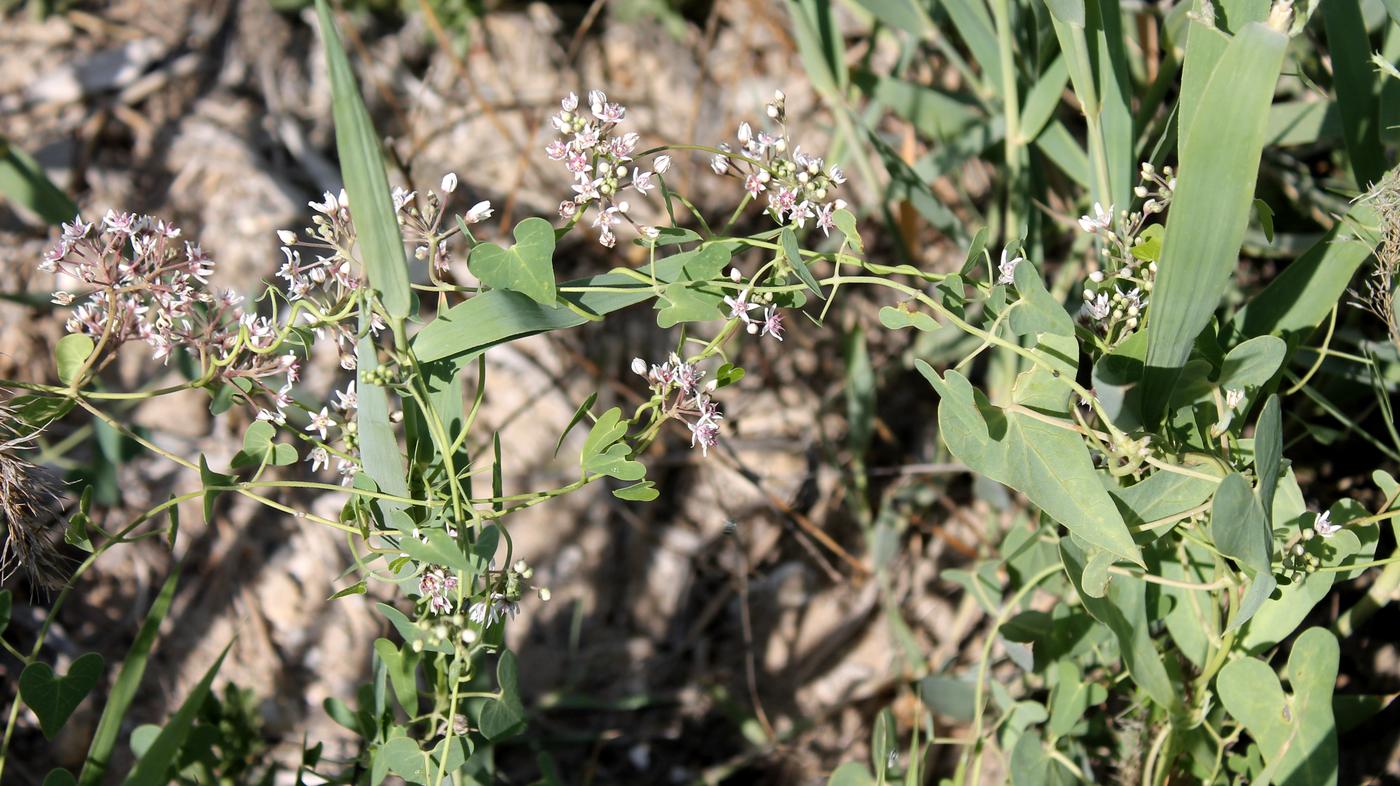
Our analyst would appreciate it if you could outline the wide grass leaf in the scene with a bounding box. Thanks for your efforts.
[314,0,412,322]
[0,138,78,226]
[1142,21,1287,421]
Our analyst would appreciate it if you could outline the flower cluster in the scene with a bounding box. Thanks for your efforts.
[1076,163,1176,344]
[546,90,663,247]
[41,212,301,403]
[392,172,493,277]
[722,269,784,341]
[632,354,724,456]
[302,379,360,485]
[713,90,847,233]
[419,567,460,615]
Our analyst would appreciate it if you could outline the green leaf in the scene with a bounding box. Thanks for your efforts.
[1218,335,1287,389]
[827,762,877,786]
[1218,627,1339,786]
[357,317,410,511]
[374,638,420,716]
[918,358,1141,565]
[165,496,179,551]
[1254,394,1282,521]
[55,333,95,386]
[328,580,367,600]
[395,529,474,573]
[20,653,104,739]
[120,641,231,786]
[878,306,938,332]
[851,0,929,35]
[479,651,526,740]
[1210,473,1276,631]
[1008,261,1075,338]
[197,456,232,525]
[655,281,726,328]
[613,481,659,502]
[1047,660,1092,738]
[1142,22,1288,421]
[781,227,824,300]
[554,393,598,458]
[833,209,864,254]
[961,227,989,276]
[79,571,180,786]
[1060,539,1180,713]
[1321,0,1385,188]
[1232,194,1386,340]
[231,420,298,468]
[43,770,77,786]
[1045,0,1085,27]
[1010,729,1077,786]
[0,137,78,226]
[469,217,558,305]
[1240,528,1360,653]
[1106,467,1220,542]
[1253,198,1275,244]
[852,72,981,139]
[871,708,895,777]
[845,327,875,458]
[314,0,411,321]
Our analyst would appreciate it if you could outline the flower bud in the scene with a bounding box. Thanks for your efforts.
[441,172,458,193]
[277,230,297,245]
[653,155,672,174]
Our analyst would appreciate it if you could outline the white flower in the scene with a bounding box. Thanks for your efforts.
[653,155,672,174]
[441,172,458,193]
[724,289,758,323]
[631,357,648,376]
[997,248,1023,285]
[465,201,493,224]
[277,229,298,245]
[305,407,336,440]
[1078,202,1114,234]
[334,381,358,411]
[1085,293,1112,321]
[308,447,330,473]
[1224,388,1245,410]
[1315,511,1340,538]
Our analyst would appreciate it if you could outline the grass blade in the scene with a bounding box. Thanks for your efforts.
[1142,21,1287,420]
[1321,0,1386,187]
[314,0,412,324]
[119,640,232,786]
[77,571,180,786]
[0,137,78,226]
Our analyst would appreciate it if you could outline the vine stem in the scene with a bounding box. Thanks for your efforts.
[961,563,1062,786]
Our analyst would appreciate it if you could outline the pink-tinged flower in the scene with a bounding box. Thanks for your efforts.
[744,172,766,197]
[61,215,92,242]
[724,289,758,323]
[788,200,815,229]
[309,447,330,473]
[420,568,460,615]
[558,200,578,219]
[829,165,847,185]
[587,89,607,112]
[561,92,579,112]
[545,140,569,160]
[1078,202,1114,233]
[598,226,616,248]
[997,248,1023,285]
[711,153,730,175]
[572,179,601,203]
[760,306,784,341]
[257,408,286,426]
[102,209,137,235]
[595,101,626,124]
[633,168,655,195]
[574,125,600,149]
[815,203,837,236]
[309,190,347,215]
[305,407,336,440]
[689,414,721,457]
[51,291,74,306]
[566,152,591,175]
[1315,511,1340,538]
[465,201,494,224]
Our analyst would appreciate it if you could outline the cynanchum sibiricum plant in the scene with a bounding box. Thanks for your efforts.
[6,0,1400,782]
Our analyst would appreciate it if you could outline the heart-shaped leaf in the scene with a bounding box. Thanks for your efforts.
[1218,627,1339,786]
[613,481,658,502]
[55,333,95,385]
[469,217,557,305]
[231,421,298,469]
[654,281,725,327]
[374,638,420,716]
[583,443,645,481]
[20,652,105,739]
